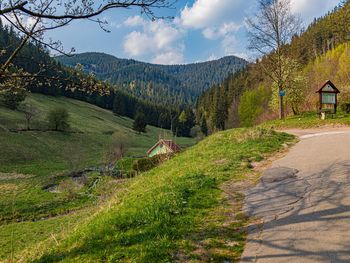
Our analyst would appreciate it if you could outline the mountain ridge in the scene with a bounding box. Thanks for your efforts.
[55,51,245,67]
[55,52,247,106]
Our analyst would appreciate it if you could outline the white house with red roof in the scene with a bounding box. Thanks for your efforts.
[147,139,181,157]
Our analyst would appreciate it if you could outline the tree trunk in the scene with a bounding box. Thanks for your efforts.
[279,94,285,119]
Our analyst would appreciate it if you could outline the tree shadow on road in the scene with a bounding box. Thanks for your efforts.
[242,161,350,262]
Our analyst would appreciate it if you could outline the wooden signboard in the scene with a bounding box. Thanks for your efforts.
[316,80,340,114]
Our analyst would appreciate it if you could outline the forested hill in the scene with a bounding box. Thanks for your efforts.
[55,52,247,106]
[0,21,183,132]
[196,1,350,131]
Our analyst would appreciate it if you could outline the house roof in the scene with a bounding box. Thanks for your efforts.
[316,80,340,93]
[147,139,181,156]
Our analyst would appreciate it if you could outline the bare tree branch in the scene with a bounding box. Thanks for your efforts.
[0,0,176,75]
[247,0,301,119]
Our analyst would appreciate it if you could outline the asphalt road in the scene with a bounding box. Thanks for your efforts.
[241,128,350,263]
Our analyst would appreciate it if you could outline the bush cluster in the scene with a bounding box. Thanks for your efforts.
[132,154,168,173]
[341,102,350,114]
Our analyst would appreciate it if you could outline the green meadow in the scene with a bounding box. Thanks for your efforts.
[0,94,194,261]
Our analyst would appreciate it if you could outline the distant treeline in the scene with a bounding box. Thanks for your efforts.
[56,52,247,107]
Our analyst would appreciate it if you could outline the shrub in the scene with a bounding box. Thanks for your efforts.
[132,155,167,173]
[341,102,350,113]
[58,179,79,200]
[47,107,70,131]
[238,87,270,127]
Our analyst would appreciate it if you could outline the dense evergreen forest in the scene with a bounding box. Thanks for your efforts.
[56,52,247,106]
[0,20,194,135]
[197,0,350,131]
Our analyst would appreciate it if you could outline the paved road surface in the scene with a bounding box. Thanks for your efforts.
[241,127,350,263]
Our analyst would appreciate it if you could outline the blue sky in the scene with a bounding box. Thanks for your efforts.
[47,0,342,64]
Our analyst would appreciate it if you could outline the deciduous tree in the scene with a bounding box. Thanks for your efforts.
[47,107,70,131]
[20,102,39,130]
[247,0,301,119]
[269,56,306,115]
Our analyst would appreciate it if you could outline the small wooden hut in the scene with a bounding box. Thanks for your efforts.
[316,80,340,114]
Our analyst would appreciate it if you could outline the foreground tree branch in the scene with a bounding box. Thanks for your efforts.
[0,1,174,19]
[0,0,176,76]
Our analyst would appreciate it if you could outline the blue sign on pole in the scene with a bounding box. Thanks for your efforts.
[279,90,286,97]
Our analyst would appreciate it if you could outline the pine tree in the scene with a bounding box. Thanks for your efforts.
[112,94,126,116]
[133,111,147,133]
[176,109,196,137]
[200,116,208,136]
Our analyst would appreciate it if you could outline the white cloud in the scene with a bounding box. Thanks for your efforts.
[0,14,37,29]
[120,0,342,64]
[221,34,238,55]
[291,0,340,14]
[291,0,341,23]
[123,31,154,56]
[177,0,251,61]
[202,22,242,40]
[202,21,245,59]
[179,0,250,29]
[152,51,184,64]
[123,16,185,64]
[123,16,145,27]
[149,21,183,49]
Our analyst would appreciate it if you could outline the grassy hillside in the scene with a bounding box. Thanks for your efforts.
[0,93,194,173]
[0,94,194,261]
[262,111,350,129]
[19,128,294,262]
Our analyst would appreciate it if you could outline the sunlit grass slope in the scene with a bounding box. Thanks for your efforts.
[27,128,294,263]
[262,111,350,129]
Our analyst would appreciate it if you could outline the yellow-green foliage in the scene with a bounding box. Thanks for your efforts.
[255,44,350,117]
[238,86,270,127]
[305,43,350,106]
[268,57,307,115]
